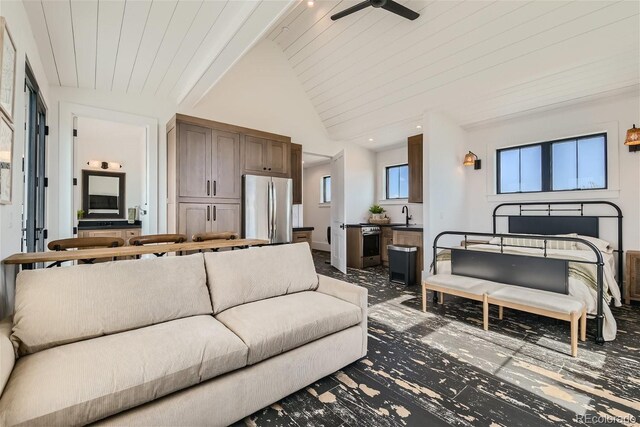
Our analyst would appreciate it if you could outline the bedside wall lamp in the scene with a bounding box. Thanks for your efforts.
[87,160,122,170]
[463,151,481,170]
[624,124,640,152]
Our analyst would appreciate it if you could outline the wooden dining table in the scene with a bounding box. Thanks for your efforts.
[3,238,269,270]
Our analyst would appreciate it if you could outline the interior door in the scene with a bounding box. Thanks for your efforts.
[178,124,211,198]
[211,130,241,199]
[331,151,347,274]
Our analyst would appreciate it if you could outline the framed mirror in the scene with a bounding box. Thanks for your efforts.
[82,170,126,219]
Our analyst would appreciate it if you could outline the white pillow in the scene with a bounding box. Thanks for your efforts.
[488,233,577,250]
[574,235,613,253]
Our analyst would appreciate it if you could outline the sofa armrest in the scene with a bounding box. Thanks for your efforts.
[316,275,367,357]
[0,316,15,396]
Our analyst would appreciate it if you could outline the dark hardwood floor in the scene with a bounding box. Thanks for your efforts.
[236,251,640,427]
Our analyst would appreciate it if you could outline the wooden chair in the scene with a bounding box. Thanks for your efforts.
[128,234,187,257]
[192,232,240,252]
[47,237,124,267]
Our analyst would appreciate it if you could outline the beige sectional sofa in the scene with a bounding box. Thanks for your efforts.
[0,243,367,426]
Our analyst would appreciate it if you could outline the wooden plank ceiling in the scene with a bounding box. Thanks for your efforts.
[23,0,293,105]
[267,0,640,147]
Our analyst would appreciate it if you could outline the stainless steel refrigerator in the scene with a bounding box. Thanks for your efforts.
[243,175,293,244]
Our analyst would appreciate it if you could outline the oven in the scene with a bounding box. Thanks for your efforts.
[361,226,381,267]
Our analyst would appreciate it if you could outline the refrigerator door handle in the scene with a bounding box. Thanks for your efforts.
[272,182,277,238]
[267,181,272,241]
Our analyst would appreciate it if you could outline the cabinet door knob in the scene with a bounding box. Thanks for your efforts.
[207,205,210,221]
[263,167,267,170]
[213,180,217,196]
[213,205,217,221]
[207,180,210,196]
[268,168,272,171]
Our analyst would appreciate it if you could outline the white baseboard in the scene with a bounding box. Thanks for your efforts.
[311,242,330,252]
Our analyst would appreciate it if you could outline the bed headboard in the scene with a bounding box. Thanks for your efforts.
[508,216,599,237]
[492,201,623,281]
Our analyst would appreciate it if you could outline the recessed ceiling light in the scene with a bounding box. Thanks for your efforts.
[307,0,314,6]
[281,26,290,33]
[368,138,374,142]
[416,125,422,129]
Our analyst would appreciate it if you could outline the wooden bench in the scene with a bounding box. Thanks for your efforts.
[486,287,586,357]
[422,274,587,357]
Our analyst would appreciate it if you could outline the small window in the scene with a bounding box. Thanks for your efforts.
[321,176,331,203]
[497,133,606,194]
[386,164,409,199]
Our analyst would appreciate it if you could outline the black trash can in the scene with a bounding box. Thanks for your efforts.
[388,245,417,286]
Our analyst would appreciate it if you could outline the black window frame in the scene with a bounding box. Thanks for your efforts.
[496,132,607,194]
[385,163,409,200]
[321,175,331,203]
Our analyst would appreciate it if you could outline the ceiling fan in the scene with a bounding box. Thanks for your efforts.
[331,0,419,21]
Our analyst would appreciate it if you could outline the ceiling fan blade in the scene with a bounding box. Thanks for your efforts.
[331,1,371,21]
[381,0,419,20]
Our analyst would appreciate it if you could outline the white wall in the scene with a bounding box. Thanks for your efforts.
[0,0,52,317]
[464,92,640,253]
[75,117,146,218]
[303,162,331,251]
[423,112,469,269]
[345,144,376,224]
[183,39,343,158]
[375,145,423,224]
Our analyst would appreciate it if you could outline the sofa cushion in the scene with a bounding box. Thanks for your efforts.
[0,316,248,426]
[215,291,362,365]
[204,243,319,314]
[11,253,212,356]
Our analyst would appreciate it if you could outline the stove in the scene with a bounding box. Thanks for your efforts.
[346,225,381,268]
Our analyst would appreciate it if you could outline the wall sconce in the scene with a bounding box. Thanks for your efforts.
[87,160,122,170]
[463,151,481,170]
[624,124,640,152]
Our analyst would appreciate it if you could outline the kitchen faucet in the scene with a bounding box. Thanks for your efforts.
[402,206,412,226]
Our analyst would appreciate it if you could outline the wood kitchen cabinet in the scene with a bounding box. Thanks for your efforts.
[178,124,240,200]
[408,134,423,203]
[291,143,303,204]
[167,114,291,236]
[380,227,394,266]
[178,203,240,240]
[243,135,290,177]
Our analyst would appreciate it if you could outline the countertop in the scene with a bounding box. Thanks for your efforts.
[391,225,423,232]
[293,227,314,232]
[77,220,142,230]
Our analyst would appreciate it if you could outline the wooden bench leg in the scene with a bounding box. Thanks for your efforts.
[422,284,427,313]
[483,295,489,331]
[439,292,445,305]
[570,311,579,357]
[498,306,503,320]
[580,307,587,342]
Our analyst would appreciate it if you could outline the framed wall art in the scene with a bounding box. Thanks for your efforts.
[0,112,13,204]
[0,18,16,122]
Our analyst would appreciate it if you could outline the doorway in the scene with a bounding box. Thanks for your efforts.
[22,62,47,253]
[58,103,159,239]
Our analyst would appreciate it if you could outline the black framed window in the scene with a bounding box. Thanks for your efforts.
[321,176,331,203]
[497,133,606,194]
[386,164,409,199]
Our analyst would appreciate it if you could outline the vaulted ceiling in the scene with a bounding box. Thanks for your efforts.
[23,0,293,106]
[267,0,640,147]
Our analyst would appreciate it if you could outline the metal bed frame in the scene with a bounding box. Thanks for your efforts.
[432,201,623,344]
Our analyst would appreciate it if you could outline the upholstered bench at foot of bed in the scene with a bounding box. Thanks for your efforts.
[421,274,507,314]
[486,287,587,357]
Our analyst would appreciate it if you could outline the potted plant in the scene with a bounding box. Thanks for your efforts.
[369,204,385,220]
[77,209,85,220]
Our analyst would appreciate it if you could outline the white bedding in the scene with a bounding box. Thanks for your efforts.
[435,244,621,341]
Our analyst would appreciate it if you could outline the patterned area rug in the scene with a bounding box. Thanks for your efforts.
[235,250,640,427]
